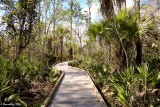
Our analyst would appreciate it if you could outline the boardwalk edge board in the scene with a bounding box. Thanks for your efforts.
[41,69,65,107]
[68,66,107,107]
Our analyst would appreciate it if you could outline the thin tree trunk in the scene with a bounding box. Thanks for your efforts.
[0,39,1,55]
[88,0,92,56]
[60,36,63,61]
[109,44,111,61]
[105,42,110,63]
[135,0,140,18]
[52,0,56,55]
[125,0,126,10]
[70,0,73,59]
[80,38,83,54]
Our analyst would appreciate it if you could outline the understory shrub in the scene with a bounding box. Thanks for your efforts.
[0,55,60,106]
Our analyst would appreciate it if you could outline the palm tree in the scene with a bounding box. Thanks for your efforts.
[100,0,143,66]
[55,27,70,61]
[88,20,112,62]
[88,10,139,70]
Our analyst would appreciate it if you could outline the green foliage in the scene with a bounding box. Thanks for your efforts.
[0,56,12,103]
[148,55,160,71]
[70,58,160,106]
[0,75,11,103]
[108,63,160,106]
[0,54,60,106]
[0,56,27,106]
[31,98,44,107]
[88,9,139,42]
[87,10,140,70]
[68,60,82,67]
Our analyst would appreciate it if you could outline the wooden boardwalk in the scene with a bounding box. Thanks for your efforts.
[48,62,103,107]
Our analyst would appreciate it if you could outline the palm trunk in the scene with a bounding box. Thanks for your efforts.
[106,42,111,63]
[136,38,142,66]
[135,0,142,66]
[120,44,127,70]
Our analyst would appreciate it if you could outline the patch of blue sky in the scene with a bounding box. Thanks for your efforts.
[140,0,149,5]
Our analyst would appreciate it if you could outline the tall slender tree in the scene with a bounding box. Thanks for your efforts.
[87,0,93,55]
[70,0,73,59]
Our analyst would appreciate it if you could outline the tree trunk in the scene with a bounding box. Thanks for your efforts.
[125,0,126,10]
[109,44,111,62]
[135,0,140,19]
[80,38,83,54]
[135,0,142,66]
[136,38,142,66]
[120,44,127,70]
[106,42,111,63]
[70,0,73,60]
[88,0,92,56]
[69,48,73,59]
[0,39,1,55]
[60,36,63,61]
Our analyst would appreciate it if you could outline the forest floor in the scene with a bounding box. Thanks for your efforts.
[48,62,103,107]
[18,80,53,106]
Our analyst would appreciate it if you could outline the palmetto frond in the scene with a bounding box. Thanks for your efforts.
[55,26,70,37]
[89,9,139,42]
[116,10,139,40]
